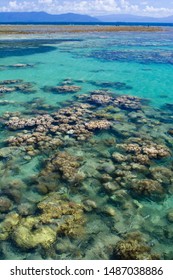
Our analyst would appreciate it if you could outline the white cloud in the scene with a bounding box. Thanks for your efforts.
[38,0,53,4]
[144,5,173,16]
[44,0,121,15]
[9,1,18,8]
[0,0,121,15]
[1,1,38,12]
[0,0,173,17]
[141,1,148,5]
[120,0,139,13]
[0,6,8,12]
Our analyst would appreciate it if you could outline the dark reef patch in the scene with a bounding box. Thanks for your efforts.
[89,50,173,65]
[0,38,83,58]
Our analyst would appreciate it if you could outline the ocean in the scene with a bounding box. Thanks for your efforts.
[0,24,173,260]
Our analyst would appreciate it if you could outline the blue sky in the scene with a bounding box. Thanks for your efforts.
[0,0,173,17]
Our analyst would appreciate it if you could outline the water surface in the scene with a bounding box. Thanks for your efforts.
[0,25,173,260]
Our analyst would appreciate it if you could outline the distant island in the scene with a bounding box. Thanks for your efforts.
[0,12,173,23]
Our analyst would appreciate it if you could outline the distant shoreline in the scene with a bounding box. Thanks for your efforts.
[0,22,173,27]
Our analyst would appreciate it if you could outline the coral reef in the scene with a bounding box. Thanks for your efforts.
[166,210,173,223]
[37,193,85,236]
[0,79,36,94]
[130,179,165,200]
[0,212,20,241]
[0,86,15,93]
[114,95,142,110]
[0,196,13,213]
[10,63,34,68]
[0,179,26,203]
[113,232,159,260]
[5,114,54,130]
[13,217,57,249]
[7,132,62,156]
[11,193,85,249]
[0,78,173,260]
[89,80,132,90]
[168,129,173,136]
[5,101,113,149]
[118,138,170,161]
[43,85,81,94]
[112,152,127,163]
[89,93,113,105]
[85,120,111,130]
[150,166,173,186]
[40,151,83,183]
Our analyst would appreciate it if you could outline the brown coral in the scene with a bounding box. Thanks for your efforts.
[130,179,165,200]
[11,193,85,249]
[113,232,159,260]
[118,138,170,162]
[85,120,111,130]
[89,94,113,105]
[0,196,13,213]
[40,151,82,183]
[38,193,85,236]
[114,95,142,110]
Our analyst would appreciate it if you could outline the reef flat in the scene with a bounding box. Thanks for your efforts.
[0,25,173,260]
[0,24,163,36]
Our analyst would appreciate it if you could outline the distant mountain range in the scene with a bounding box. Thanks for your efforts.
[0,12,173,23]
[0,12,99,23]
[97,14,173,23]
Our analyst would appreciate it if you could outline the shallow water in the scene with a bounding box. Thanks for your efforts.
[0,26,173,260]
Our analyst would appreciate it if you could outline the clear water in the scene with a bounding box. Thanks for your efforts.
[0,26,173,260]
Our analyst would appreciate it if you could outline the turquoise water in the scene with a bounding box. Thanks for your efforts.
[0,26,173,260]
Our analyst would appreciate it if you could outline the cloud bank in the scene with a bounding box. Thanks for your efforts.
[0,0,173,17]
